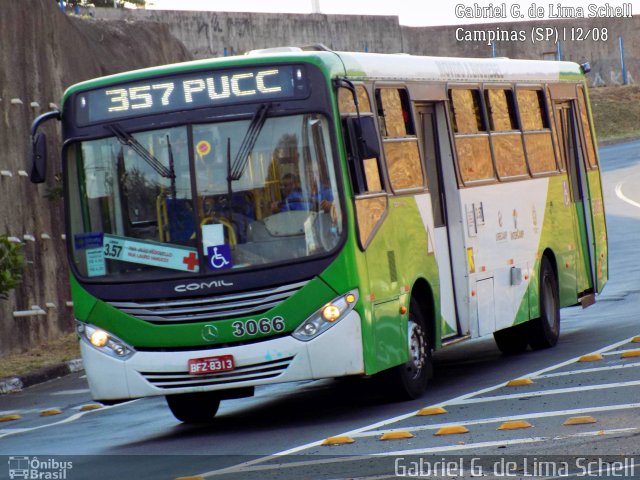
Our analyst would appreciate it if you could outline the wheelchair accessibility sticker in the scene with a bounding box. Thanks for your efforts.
[207,245,232,270]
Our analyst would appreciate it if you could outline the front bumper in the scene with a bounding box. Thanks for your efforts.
[81,310,364,401]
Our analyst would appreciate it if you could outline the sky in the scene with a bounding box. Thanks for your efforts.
[145,0,640,27]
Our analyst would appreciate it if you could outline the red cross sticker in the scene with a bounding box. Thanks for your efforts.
[182,252,199,271]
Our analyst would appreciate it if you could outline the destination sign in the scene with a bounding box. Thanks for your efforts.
[75,65,308,125]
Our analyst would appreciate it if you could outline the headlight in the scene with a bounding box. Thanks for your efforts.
[77,322,135,359]
[292,289,359,341]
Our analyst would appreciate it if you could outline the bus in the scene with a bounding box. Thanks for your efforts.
[30,46,607,423]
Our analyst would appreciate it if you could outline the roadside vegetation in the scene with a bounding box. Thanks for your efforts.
[589,85,640,143]
[0,333,79,379]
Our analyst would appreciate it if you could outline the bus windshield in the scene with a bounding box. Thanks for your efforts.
[66,113,343,280]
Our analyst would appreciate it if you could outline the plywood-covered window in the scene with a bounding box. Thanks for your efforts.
[338,85,372,115]
[449,88,494,184]
[576,85,598,169]
[375,87,424,191]
[485,88,528,179]
[517,88,557,175]
[339,85,387,249]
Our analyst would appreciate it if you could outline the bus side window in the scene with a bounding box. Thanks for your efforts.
[339,85,387,249]
[449,88,494,184]
[338,85,372,115]
[576,85,598,169]
[339,86,384,195]
[485,88,528,179]
[375,87,423,191]
[517,89,558,175]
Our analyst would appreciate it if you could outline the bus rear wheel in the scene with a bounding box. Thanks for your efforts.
[529,256,560,350]
[165,392,221,423]
[384,298,432,400]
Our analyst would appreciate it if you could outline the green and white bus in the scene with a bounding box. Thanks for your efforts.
[31,46,607,422]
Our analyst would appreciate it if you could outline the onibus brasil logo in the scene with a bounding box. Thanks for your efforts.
[8,456,72,479]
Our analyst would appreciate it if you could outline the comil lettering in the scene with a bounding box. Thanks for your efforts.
[174,280,234,292]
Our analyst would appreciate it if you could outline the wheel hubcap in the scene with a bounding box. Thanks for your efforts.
[542,276,559,335]
[406,320,427,379]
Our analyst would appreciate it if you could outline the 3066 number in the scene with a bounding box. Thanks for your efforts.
[231,316,285,337]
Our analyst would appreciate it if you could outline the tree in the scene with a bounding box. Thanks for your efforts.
[0,236,25,301]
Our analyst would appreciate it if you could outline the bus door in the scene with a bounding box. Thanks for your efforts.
[553,100,596,298]
[415,103,462,338]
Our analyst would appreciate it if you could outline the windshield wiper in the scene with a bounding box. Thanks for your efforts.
[228,103,270,181]
[109,124,175,180]
[165,134,177,198]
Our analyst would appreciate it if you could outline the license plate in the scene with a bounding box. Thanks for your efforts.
[188,355,235,375]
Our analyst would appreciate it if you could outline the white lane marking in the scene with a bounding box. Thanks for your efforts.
[447,379,640,405]
[199,429,638,477]
[188,336,640,478]
[0,399,139,439]
[352,402,640,438]
[615,182,640,209]
[380,428,638,455]
[50,389,91,396]
[537,362,640,379]
[601,348,640,356]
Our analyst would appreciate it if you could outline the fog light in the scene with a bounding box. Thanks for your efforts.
[304,323,318,336]
[90,330,109,348]
[322,305,341,322]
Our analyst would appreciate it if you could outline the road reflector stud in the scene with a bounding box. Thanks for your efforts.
[416,406,447,416]
[506,378,534,387]
[434,426,469,436]
[380,431,415,441]
[563,416,597,426]
[498,421,533,430]
[40,408,63,417]
[632,336,640,343]
[621,350,640,358]
[578,353,603,362]
[0,414,21,422]
[321,435,355,446]
[80,404,103,411]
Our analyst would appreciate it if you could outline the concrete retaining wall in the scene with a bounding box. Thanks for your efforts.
[0,1,190,356]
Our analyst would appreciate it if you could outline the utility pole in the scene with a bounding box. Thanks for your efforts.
[311,0,320,14]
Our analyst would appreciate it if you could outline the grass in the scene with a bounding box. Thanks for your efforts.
[589,85,640,143]
[0,333,80,379]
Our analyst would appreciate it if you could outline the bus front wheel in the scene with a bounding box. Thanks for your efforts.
[529,256,560,350]
[165,392,221,423]
[384,298,432,400]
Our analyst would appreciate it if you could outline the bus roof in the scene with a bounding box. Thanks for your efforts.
[62,49,584,104]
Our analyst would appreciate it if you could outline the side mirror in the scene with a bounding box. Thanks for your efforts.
[29,110,61,184]
[349,115,380,160]
[30,133,47,184]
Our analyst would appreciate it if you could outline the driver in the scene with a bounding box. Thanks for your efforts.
[270,173,309,213]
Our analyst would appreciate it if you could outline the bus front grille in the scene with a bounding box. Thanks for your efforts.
[107,280,309,324]
[139,356,294,389]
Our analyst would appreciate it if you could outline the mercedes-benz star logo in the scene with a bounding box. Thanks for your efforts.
[202,324,219,342]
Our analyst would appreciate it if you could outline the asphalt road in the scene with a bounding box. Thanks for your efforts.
[2,140,640,480]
